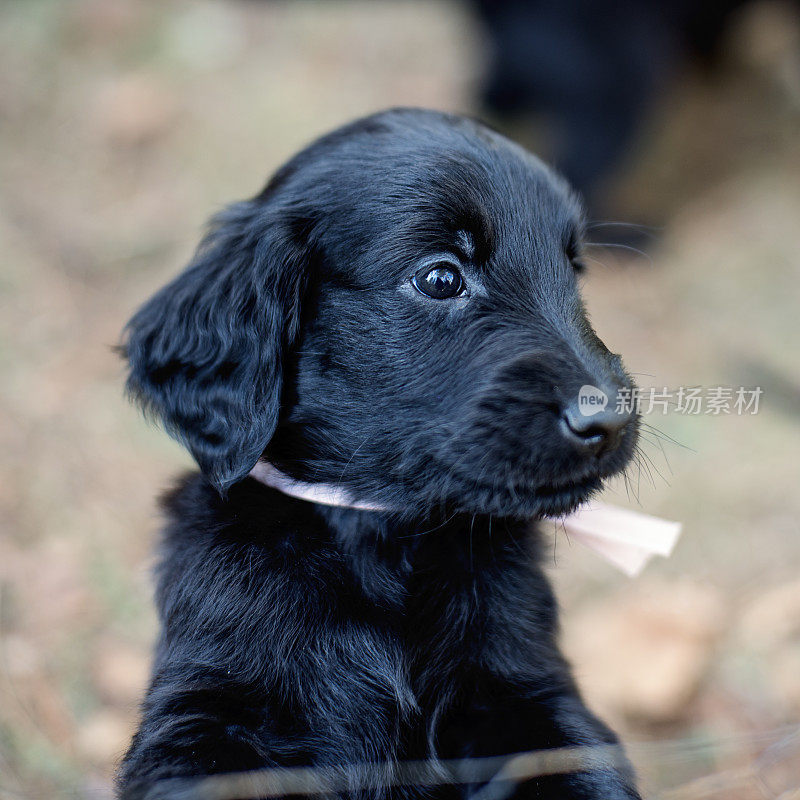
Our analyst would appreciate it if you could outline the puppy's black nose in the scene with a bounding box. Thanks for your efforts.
[560,401,634,457]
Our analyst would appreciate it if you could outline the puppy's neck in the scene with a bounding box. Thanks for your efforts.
[248,461,682,577]
[250,461,393,514]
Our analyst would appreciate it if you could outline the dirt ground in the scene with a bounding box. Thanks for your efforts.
[1,1,799,798]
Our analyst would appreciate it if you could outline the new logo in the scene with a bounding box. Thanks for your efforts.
[578,385,608,416]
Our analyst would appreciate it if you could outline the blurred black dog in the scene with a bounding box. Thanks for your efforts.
[474,0,779,206]
[118,109,640,799]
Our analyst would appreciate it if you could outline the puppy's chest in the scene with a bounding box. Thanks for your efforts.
[381,536,552,693]
[358,543,556,760]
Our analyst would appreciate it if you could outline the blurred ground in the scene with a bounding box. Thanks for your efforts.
[0,1,799,798]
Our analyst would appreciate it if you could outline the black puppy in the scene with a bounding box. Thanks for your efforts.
[119,108,640,799]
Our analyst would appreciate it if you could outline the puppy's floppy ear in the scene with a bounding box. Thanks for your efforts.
[122,198,309,493]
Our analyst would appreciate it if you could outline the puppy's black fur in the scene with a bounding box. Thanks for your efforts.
[119,109,641,799]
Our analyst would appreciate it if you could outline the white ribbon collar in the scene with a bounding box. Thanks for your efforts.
[248,462,681,577]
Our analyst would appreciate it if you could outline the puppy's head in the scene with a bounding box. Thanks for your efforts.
[123,109,637,518]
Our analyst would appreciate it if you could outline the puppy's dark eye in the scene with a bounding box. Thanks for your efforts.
[411,263,464,299]
[565,235,586,274]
